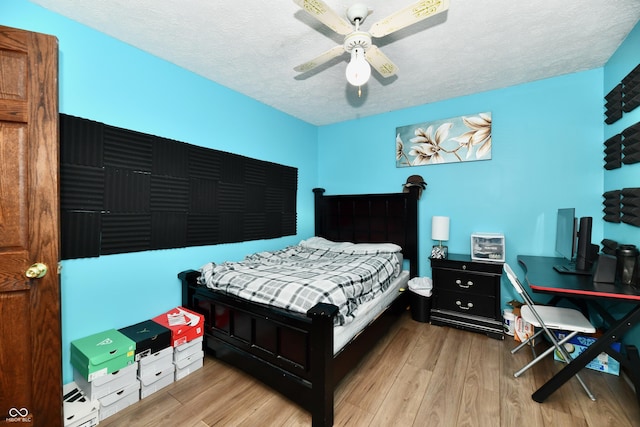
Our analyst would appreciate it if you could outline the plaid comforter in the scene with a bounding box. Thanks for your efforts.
[198,242,401,325]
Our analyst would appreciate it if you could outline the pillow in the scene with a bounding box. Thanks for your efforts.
[299,236,353,250]
[340,242,402,254]
[300,237,402,254]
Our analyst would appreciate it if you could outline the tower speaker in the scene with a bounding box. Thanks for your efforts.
[575,217,598,271]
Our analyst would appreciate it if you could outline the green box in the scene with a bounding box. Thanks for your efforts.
[71,329,136,382]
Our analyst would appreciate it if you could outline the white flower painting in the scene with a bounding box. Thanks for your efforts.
[396,112,492,167]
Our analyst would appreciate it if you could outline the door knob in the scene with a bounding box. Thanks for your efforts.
[25,263,48,279]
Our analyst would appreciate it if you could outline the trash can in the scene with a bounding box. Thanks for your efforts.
[408,277,433,323]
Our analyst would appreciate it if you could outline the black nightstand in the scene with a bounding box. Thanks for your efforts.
[430,254,504,340]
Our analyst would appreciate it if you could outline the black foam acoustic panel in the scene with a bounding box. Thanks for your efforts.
[60,114,297,259]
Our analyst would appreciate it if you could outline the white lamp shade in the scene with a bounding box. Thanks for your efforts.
[432,216,450,241]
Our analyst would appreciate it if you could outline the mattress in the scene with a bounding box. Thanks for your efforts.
[199,238,402,326]
[333,270,410,354]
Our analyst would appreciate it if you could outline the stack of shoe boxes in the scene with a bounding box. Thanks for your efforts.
[66,306,205,421]
[119,320,174,399]
[70,329,139,421]
[173,336,205,380]
[63,381,99,427]
[152,306,205,381]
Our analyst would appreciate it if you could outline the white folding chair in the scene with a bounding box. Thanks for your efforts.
[503,263,596,401]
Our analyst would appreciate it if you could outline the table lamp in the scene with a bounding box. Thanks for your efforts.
[431,216,450,259]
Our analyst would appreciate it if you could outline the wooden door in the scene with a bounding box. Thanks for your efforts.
[0,25,61,426]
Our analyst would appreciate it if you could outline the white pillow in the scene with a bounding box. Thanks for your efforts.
[300,236,402,254]
[299,236,353,250]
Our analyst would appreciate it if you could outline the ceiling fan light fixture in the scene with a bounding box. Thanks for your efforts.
[345,46,371,87]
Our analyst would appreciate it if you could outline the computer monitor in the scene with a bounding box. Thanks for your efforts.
[554,208,576,262]
[553,208,598,275]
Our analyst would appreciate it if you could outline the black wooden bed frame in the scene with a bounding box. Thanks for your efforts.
[178,187,420,426]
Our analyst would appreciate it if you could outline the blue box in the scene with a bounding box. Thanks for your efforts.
[553,332,620,376]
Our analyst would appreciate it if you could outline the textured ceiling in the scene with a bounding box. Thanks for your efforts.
[29,0,640,126]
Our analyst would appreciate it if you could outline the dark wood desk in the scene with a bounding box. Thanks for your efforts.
[517,255,640,406]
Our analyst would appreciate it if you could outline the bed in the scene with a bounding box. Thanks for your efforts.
[178,187,420,426]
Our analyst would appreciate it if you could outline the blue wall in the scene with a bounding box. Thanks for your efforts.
[4,0,639,382]
[318,71,604,284]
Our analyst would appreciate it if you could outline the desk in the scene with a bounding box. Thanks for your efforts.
[517,255,640,406]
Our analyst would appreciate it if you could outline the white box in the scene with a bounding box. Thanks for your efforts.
[175,350,204,381]
[63,382,99,427]
[98,380,140,421]
[139,364,176,399]
[74,361,138,400]
[138,346,173,378]
[173,336,203,362]
[471,233,505,262]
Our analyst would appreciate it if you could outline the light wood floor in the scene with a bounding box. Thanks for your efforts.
[100,311,640,426]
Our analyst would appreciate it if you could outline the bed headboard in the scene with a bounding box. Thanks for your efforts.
[313,187,420,278]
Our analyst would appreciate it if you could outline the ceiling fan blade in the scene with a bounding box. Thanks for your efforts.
[366,45,398,78]
[293,0,354,35]
[368,0,449,38]
[294,45,345,73]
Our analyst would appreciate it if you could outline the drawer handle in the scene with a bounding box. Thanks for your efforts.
[455,279,474,288]
[456,300,474,310]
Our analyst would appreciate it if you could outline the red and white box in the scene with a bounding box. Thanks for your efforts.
[152,306,204,347]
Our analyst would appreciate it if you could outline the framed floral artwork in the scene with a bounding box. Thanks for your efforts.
[396,112,492,167]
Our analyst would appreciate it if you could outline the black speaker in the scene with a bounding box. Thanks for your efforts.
[594,253,616,283]
[575,217,598,271]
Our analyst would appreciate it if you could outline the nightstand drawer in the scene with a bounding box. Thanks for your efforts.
[433,269,495,296]
[436,289,496,318]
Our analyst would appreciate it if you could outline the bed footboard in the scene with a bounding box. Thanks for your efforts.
[178,270,338,427]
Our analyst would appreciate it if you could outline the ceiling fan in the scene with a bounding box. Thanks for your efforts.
[293,0,450,91]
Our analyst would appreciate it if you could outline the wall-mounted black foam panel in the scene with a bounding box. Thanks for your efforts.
[603,121,640,170]
[621,187,640,227]
[60,114,297,259]
[600,239,619,256]
[603,190,621,223]
[622,121,640,165]
[604,63,640,124]
[605,84,623,124]
[604,134,622,170]
[623,64,640,113]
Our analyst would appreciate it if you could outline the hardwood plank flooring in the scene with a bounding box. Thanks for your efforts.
[100,311,640,426]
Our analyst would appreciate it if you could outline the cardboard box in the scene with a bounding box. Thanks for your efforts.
[71,329,136,382]
[507,301,537,343]
[508,305,535,343]
[63,382,99,427]
[118,320,171,362]
[173,336,203,362]
[140,363,175,399]
[138,346,174,378]
[175,350,204,381]
[152,306,204,347]
[73,361,138,400]
[514,312,535,343]
[553,332,621,376]
[98,380,140,421]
